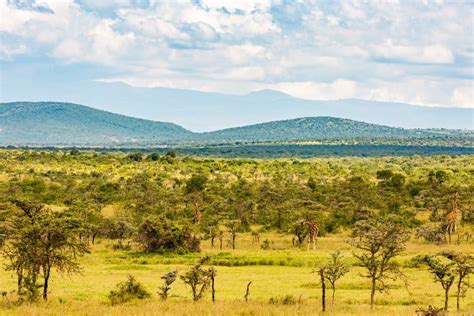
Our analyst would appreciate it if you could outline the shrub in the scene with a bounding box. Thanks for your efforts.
[260,239,270,250]
[416,225,446,244]
[136,216,200,253]
[108,275,150,305]
[268,294,300,305]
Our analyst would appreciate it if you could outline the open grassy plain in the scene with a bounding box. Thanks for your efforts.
[1,231,473,315]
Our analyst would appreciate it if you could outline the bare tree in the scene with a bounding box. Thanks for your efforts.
[348,216,408,308]
[244,281,252,302]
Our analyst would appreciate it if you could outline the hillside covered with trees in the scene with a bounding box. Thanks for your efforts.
[1,102,472,147]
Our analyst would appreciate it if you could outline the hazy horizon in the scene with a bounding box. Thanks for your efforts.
[1,0,473,114]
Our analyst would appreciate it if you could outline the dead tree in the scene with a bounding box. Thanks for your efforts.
[244,281,252,302]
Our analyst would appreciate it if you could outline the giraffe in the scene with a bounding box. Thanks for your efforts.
[445,193,459,243]
[193,209,202,224]
[302,220,319,250]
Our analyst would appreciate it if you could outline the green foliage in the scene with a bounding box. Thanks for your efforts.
[108,275,150,305]
[184,174,207,194]
[180,256,215,301]
[136,216,200,253]
[349,216,409,308]
[157,270,178,300]
[1,200,89,302]
[268,294,300,305]
[319,250,350,304]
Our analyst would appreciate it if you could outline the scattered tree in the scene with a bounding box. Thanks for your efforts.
[181,256,215,301]
[226,220,240,250]
[318,250,350,308]
[439,251,473,311]
[348,216,408,308]
[158,270,178,300]
[417,254,455,311]
[1,200,89,302]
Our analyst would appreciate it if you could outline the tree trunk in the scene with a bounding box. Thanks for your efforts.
[92,231,98,245]
[456,278,462,312]
[43,265,50,301]
[332,288,335,308]
[211,271,215,303]
[244,281,252,302]
[370,277,376,308]
[444,287,449,311]
[17,268,23,295]
[320,269,326,312]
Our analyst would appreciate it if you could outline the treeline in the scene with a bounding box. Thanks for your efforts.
[0,150,472,240]
[2,144,473,158]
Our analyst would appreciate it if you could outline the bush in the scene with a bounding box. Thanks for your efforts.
[136,216,200,253]
[268,294,300,305]
[108,275,150,305]
[416,224,446,244]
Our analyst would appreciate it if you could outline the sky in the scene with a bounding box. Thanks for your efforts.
[0,0,473,108]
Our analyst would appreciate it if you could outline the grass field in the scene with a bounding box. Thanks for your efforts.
[1,230,473,315]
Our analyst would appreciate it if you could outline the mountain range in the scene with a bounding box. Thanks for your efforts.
[1,101,472,147]
[1,81,472,131]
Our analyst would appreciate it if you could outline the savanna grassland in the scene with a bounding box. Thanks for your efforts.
[0,150,473,315]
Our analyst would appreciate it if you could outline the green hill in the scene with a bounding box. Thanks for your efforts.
[197,117,428,143]
[0,102,192,145]
[0,102,471,147]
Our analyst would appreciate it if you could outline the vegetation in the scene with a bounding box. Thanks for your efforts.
[349,216,409,308]
[0,149,472,314]
[318,250,350,309]
[157,270,178,300]
[1,102,472,147]
[108,275,151,305]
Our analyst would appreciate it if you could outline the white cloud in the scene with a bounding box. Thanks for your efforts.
[269,80,358,100]
[452,86,474,108]
[1,0,473,108]
[264,78,473,108]
[374,39,454,64]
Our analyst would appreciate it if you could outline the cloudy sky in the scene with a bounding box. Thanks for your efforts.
[0,0,473,108]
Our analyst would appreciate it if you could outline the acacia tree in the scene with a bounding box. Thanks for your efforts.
[419,255,455,311]
[439,251,473,311]
[318,250,350,308]
[181,256,216,301]
[348,216,408,308]
[158,270,178,300]
[1,200,89,301]
[226,220,240,250]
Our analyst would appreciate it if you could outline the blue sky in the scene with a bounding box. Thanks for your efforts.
[0,0,473,108]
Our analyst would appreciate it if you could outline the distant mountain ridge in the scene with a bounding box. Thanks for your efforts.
[1,80,472,131]
[0,101,472,146]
